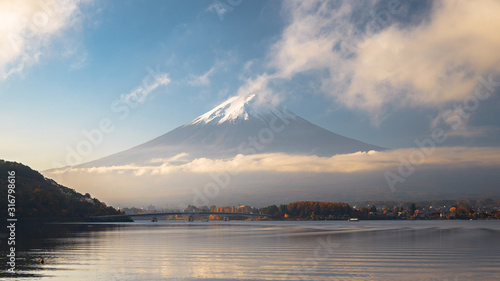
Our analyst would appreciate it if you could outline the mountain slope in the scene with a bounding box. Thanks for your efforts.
[78,94,384,168]
[0,160,121,218]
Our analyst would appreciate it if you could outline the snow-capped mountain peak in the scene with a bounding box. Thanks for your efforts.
[68,92,384,169]
[189,94,284,125]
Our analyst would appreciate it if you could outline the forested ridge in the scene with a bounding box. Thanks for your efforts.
[0,160,121,219]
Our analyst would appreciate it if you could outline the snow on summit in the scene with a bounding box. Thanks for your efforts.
[189,94,289,125]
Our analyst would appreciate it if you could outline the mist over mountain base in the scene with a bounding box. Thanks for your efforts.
[45,165,500,208]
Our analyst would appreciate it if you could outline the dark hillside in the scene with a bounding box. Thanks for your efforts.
[0,160,121,219]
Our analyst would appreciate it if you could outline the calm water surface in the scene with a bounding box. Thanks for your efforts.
[1,220,499,280]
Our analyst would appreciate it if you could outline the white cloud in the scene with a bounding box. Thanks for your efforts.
[187,66,217,86]
[235,74,283,107]
[149,153,189,164]
[121,73,170,104]
[206,1,233,21]
[187,56,234,87]
[0,0,88,80]
[47,147,500,176]
[261,0,500,124]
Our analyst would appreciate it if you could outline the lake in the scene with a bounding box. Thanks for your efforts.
[2,220,499,280]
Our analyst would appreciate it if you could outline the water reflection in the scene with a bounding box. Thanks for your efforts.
[1,221,499,280]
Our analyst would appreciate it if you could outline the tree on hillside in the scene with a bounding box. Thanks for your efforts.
[260,205,279,216]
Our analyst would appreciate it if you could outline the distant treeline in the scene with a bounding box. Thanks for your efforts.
[0,160,122,219]
[257,199,500,220]
[181,198,500,220]
[259,201,354,220]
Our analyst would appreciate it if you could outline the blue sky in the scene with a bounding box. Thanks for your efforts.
[1,0,500,171]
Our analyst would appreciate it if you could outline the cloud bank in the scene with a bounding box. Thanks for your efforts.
[239,0,500,124]
[47,147,500,176]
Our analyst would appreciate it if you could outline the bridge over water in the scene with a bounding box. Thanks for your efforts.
[88,212,271,222]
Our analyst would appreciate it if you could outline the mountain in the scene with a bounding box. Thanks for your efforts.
[0,160,122,219]
[78,94,384,168]
[41,94,500,206]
